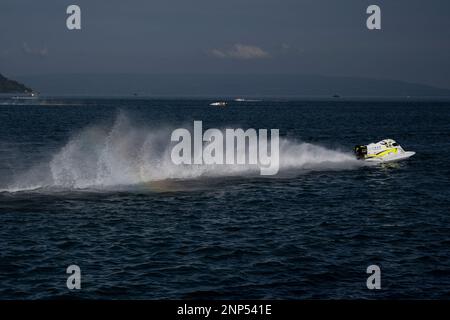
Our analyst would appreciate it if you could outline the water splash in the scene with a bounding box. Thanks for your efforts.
[3,113,363,192]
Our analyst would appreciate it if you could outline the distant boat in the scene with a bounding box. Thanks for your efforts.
[332,94,341,98]
[11,92,39,100]
[210,101,227,107]
[234,98,260,102]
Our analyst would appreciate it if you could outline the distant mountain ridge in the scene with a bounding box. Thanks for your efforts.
[15,73,450,97]
[0,73,32,93]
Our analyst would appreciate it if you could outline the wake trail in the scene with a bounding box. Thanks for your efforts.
[2,113,364,192]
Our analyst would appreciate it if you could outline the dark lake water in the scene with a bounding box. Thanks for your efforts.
[0,98,449,299]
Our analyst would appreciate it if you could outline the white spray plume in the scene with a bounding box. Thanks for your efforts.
[3,113,363,192]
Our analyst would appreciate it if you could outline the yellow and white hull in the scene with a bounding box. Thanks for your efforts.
[355,139,415,163]
[364,150,416,163]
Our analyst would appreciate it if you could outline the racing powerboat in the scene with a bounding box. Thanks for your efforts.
[354,139,415,163]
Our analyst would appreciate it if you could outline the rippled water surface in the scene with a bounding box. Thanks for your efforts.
[0,98,449,299]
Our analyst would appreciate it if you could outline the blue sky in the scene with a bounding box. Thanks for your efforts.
[1,0,449,89]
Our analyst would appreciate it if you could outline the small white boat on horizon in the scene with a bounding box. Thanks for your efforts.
[234,98,261,102]
[210,101,227,107]
[11,92,39,100]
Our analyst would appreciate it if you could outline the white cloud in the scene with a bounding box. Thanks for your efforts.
[22,42,48,57]
[280,43,304,55]
[281,43,290,50]
[210,44,270,60]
